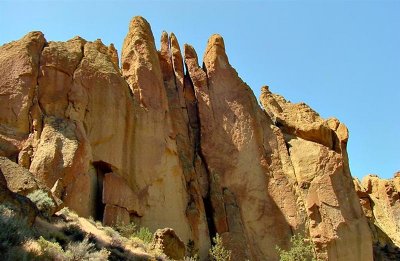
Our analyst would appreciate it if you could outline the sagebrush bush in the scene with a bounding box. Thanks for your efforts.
[276,233,317,261]
[103,226,120,238]
[37,236,65,259]
[27,190,55,218]
[62,224,86,241]
[4,244,40,261]
[38,236,110,261]
[209,234,231,261]
[0,204,34,252]
[65,237,110,260]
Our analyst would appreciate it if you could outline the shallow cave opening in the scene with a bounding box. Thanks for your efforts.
[92,161,113,221]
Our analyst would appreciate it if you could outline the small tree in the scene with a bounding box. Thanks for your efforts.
[115,221,137,238]
[209,234,231,261]
[276,233,317,261]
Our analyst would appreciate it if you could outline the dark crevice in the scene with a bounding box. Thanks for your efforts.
[72,43,85,80]
[284,140,292,156]
[92,161,112,221]
[29,41,47,135]
[203,191,217,240]
[184,65,218,242]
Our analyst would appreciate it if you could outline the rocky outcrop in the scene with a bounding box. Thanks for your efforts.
[0,15,394,260]
[152,228,186,260]
[0,167,38,225]
[0,156,41,194]
[354,174,400,260]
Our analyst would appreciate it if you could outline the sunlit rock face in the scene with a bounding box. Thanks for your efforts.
[1,15,389,260]
[354,174,400,260]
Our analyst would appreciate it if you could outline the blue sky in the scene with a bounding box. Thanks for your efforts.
[1,0,399,180]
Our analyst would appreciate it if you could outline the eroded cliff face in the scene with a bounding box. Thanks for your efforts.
[0,16,394,260]
[354,174,400,260]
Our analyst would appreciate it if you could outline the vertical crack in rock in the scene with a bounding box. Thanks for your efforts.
[183,42,232,257]
[159,30,212,257]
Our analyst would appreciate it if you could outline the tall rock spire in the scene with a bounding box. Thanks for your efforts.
[122,16,167,111]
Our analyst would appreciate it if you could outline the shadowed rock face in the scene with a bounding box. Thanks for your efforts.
[1,15,394,260]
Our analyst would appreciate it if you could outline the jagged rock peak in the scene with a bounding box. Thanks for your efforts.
[121,16,167,110]
[203,34,229,68]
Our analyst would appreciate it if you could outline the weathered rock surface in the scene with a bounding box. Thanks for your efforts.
[152,228,186,260]
[0,167,38,225]
[0,15,395,261]
[0,156,62,213]
[354,174,400,260]
[0,156,41,194]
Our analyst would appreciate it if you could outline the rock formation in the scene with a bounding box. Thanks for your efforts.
[0,15,397,260]
[354,174,400,260]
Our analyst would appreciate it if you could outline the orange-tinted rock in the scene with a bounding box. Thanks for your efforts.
[0,167,38,225]
[152,228,186,260]
[122,16,194,246]
[0,156,40,194]
[197,34,296,260]
[103,204,130,226]
[260,86,335,149]
[108,43,119,70]
[361,175,400,246]
[0,32,45,159]
[158,31,211,257]
[102,172,142,216]
[0,17,382,261]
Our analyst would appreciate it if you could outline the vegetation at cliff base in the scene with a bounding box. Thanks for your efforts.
[209,233,231,261]
[276,233,317,261]
[27,189,55,219]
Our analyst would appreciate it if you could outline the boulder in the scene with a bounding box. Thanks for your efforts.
[0,168,37,225]
[152,228,185,260]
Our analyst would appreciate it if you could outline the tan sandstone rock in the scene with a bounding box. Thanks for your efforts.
[0,167,38,225]
[0,32,45,159]
[122,16,195,247]
[0,17,381,261]
[152,228,186,260]
[260,86,335,149]
[361,175,400,244]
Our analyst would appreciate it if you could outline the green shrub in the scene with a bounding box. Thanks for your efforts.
[4,244,40,261]
[133,227,153,243]
[0,204,33,252]
[27,190,55,219]
[276,233,317,261]
[115,222,137,238]
[37,236,65,259]
[209,234,231,261]
[113,222,152,244]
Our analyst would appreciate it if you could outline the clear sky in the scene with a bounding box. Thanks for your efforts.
[1,0,399,180]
